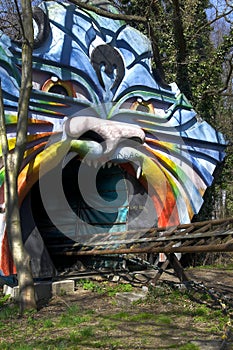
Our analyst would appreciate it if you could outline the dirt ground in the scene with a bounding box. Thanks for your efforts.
[188,267,233,293]
[46,266,233,314]
[1,266,233,349]
[162,267,233,296]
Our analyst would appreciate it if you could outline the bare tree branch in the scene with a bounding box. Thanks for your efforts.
[189,7,233,42]
[65,0,148,23]
[202,53,233,97]
[218,53,233,94]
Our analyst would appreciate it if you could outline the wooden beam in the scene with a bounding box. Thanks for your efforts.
[47,228,233,250]
[52,242,233,256]
[151,259,170,285]
[166,253,189,282]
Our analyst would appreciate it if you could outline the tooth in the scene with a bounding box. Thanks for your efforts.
[86,159,91,166]
[132,161,143,179]
[93,161,98,168]
[102,163,106,168]
[108,162,112,168]
[136,166,142,179]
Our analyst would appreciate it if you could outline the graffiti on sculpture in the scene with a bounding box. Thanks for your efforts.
[0,1,226,278]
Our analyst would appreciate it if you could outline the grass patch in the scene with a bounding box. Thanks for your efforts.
[59,312,91,327]
[77,279,133,296]
[0,294,10,307]
[155,314,172,325]
[194,305,210,317]
[111,311,130,320]
[130,312,156,322]
[58,304,92,327]
[42,319,54,328]
[189,264,233,271]
[79,326,94,338]
[178,344,200,350]
[0,304,18,320]
[0,274,230,349]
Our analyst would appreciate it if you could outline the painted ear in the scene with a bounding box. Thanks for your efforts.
[32,7,51,49]
[91,45,125,91]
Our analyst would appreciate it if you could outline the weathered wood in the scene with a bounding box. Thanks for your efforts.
[53,241,233,256]
[50,218,233,285]
[151,259,170,285]
[51,217,233,257]
[48,226,233,250]
[48,217,233,249]
[166,253,189,283]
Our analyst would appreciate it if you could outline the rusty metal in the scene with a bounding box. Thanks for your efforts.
[51,217,233,256]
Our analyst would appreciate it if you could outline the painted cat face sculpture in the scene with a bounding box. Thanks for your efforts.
[0,1,225,277]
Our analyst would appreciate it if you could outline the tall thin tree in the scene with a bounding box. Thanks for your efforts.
[0,0,36,312]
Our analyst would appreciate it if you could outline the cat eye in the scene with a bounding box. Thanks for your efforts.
[119,97,172,117]
[41,77,76,97]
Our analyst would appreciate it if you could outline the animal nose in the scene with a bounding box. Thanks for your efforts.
[64,116,145,155]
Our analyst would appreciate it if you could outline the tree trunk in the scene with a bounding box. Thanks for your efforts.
[171,0,192,99]
[0,0,36,313]
[4,158,36,312]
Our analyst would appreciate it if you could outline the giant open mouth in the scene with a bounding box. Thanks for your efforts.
[20,117,157,271]
[31,158,156,248]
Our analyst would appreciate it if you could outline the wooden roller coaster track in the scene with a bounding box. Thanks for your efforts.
[51,217,233,284]
[52,217,233,256]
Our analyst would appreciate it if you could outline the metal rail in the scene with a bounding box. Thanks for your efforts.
[50,217,233,256]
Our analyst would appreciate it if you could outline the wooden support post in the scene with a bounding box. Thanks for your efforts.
[151,259,170,285]
[166,253,189,283]
[150,253,189,285]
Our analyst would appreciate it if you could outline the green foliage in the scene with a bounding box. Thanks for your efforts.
[0,294,10,307]
[79,326,94,338]
[0,304,18,320]
[117,0,233,219]
[105,281,133,296]
[0,278,230,349]
[77,279,133,296]
[178,344,200,350]
[78,279,103,293]
[59,305,91,327]
[42,319,54,328]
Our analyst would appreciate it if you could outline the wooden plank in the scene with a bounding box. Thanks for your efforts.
[160,242,233,253]
[47,227,233,250]
[197,223,212,233]
[180,239,196,247]
[47,217,233,249]
[154,228,233,242]
[52,240,233,256]
[49,217,233,255]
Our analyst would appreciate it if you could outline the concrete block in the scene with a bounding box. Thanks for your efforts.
[35,281,52,308]
[3,281,52,305]
[52,279,75,295]
[3,279,74,307]
[115,291,147,306]
[3,282,52,301]
[3,284,20,300]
